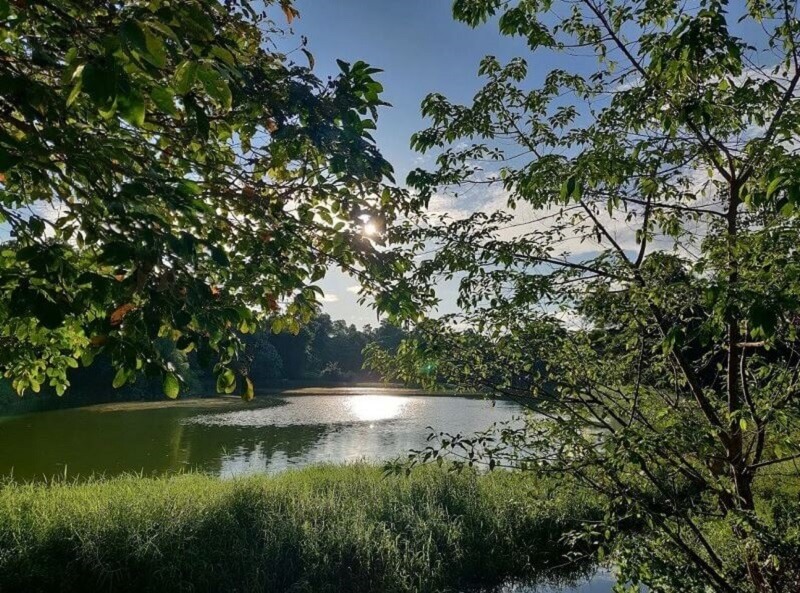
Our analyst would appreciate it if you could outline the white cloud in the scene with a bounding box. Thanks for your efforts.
[346,285,361,294]
[320,293,339,303]
[554,309,589,331]
[425,182,640,258]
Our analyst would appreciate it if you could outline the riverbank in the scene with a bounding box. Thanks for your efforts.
[0,382,479,417]
[258,382,483,397]
[0,465,602,593]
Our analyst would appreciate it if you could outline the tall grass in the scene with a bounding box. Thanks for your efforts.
[0,465,601,593]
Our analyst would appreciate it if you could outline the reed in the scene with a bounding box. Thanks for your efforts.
[0,464,602,593]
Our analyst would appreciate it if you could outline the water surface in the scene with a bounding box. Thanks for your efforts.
[0,388,520,480]
[492,570,616,592]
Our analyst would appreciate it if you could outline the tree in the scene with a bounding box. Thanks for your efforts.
[265,313,398,382]
[269,319,314,380]
[367,1,800,591]
[327,319,369,373]
[369,319,406,354]
[240,329,284,386]
[0,0,410,398]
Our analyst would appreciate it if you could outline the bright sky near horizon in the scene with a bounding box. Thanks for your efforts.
[289,0,536,326]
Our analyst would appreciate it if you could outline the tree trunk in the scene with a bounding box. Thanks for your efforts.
[726,180,770,593]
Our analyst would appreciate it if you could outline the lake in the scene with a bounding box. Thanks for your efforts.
[0,388,524,480]
[0,387,617,593]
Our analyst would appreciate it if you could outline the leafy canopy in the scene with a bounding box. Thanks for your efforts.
[367,0,800,591]
[0,0,410,397]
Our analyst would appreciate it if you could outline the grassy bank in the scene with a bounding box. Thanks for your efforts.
[0,465,601,593]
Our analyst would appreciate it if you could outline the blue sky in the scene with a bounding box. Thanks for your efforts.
[286,1,777,326]
[290,0,529,179]
[289,0,533,325]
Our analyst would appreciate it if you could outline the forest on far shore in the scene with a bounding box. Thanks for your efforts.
[0,315,407,413]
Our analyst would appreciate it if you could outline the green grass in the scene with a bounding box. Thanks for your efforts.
[0,465,601,593]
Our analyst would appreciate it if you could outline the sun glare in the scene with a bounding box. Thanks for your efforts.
[362,221,378,236]
[345,395,407,422]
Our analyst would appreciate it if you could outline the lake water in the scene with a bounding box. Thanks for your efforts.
[0,388,524,480]
[0,387,616,592]
[494,571,616,592]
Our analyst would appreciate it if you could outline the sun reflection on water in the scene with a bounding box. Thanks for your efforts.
[344,395,408,422]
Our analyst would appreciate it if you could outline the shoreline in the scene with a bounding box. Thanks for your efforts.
[0,384,491,418]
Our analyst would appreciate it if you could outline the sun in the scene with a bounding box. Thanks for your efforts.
[362,221,378,236]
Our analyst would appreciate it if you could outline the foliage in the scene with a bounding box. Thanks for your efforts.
[0,0,411,398]
[222,314,405,386]
[306,315,370,376]
[0,464,602,593]
[256,314,406,384]
[366,0,800,591]
[319,361,345,381]
[240,329,284,385]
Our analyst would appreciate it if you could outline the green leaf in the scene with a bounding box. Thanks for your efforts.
[150,85,178,116]
[66,76,83,107]
[766,176,783,199]
[174,60,198,95]
[301,48,315,70]
[143,28,167,68]
[560,176,579,202]
[118,91,146,127]
[211,45,237,68]
[243,376,254,401]
[120,20,147,55]
[197,64,232,110]
[147,21,179,42]
[163,373,180,399]
[176,334,194,352]
[178,179,202,196]
[82,61,117,109]
[112,368,128,389]
[661,326,684,356]
[216,367,236,394]
[749,302,778,339]
[81,349,97,367]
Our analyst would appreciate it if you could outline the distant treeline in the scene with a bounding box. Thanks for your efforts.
[242,314,407,385]
[0,315,407,414]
